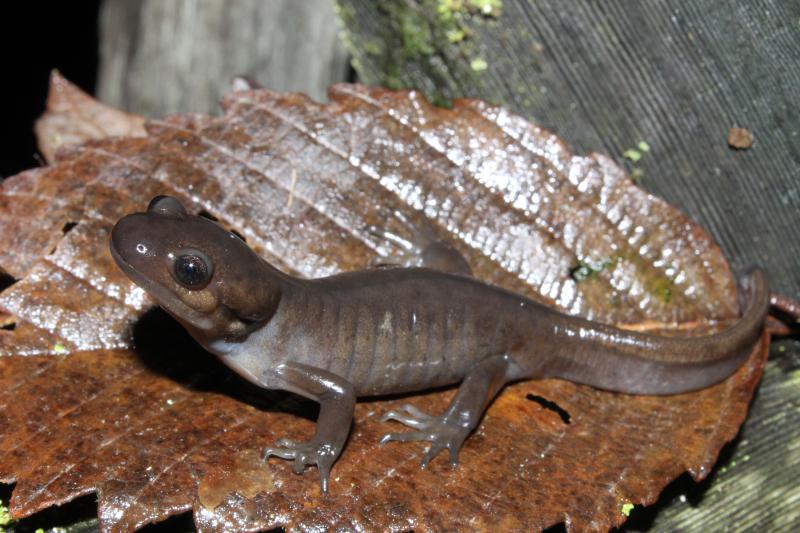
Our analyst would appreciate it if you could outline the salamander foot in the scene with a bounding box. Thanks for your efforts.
[379,404,471,468]
[263,437,338,492]
[367,210,471,275]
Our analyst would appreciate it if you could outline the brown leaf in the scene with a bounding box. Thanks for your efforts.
[727,127,754,150]
[0,78,769,532]
[35,71,147,164]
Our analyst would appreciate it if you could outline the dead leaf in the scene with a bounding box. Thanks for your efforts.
[0,76,769,532]
[35,72,147,164]
[197,450,275,511]
[727,127,754,150]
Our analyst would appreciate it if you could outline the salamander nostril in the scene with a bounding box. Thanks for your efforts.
[230,229,247,243]
[197,210,219,222]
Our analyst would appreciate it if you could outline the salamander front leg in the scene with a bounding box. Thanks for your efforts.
[380,354,515,468]
[262,362,355,493]
[368,209,472,275]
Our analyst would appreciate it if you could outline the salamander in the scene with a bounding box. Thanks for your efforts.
[109,196,769,492]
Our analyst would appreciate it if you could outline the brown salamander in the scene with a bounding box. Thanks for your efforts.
[110,196,769,492]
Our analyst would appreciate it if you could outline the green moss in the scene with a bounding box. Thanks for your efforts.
[435,0,501,49]
[332,1,356,39]
[652,278,674,304]
[439,0,502,18]
[428,92,455,108]
[624,140,653,163]
[621,502,635,516]
[437,0,465,20]
[362,39,385,56]
[350,56,364,73]
[470,57,488,71]
[630,167,645,183]
[333,2,363,71]
[399,8,435,56]
[468,0,502,17]
[623,149,642,163]
[334,0,502,108]
[435,0,472,52]
[53,343,67,354]
[624,141,651,183]
[0,500,11,526]
[570,263,593,282]
[384,76,403,90]
[446,28,466,42]
[570,256,621,282]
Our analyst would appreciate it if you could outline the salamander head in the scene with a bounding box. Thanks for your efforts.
[110,196,283,339]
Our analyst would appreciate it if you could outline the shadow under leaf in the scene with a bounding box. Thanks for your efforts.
[130,306,318,421]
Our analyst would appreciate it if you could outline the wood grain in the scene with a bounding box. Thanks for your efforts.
[97,0,351,116]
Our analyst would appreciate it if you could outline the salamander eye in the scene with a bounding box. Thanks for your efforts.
[172,250,213,289]
[148,195,187,217]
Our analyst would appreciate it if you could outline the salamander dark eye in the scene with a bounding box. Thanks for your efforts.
[148,195,187,217]
[172,251,213,289]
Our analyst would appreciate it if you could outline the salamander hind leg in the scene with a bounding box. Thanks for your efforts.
[262,362,355,493]
[380,354,515,468]
[367,209,472,275]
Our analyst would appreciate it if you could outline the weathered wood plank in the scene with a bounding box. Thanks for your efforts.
[98,0,351,116]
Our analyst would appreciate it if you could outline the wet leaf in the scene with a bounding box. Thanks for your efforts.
[35,72,146,164]
[0,76,769,532]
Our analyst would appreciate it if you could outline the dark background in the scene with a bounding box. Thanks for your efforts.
[1,2,101,179]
